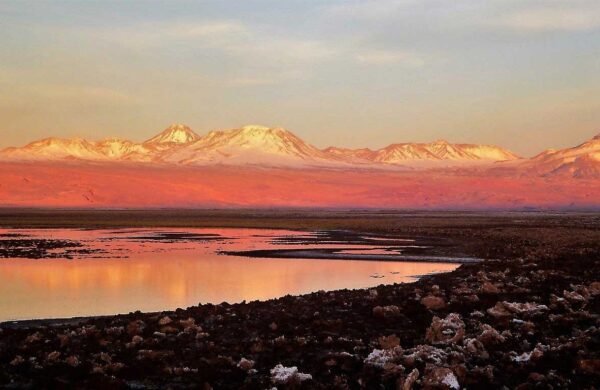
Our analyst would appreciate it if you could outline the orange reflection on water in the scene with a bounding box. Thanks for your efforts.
[0,228,458,321]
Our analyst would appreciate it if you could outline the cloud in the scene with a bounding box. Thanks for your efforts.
[326,1,600,34]
[36,85,133,103]
[355,50,424,67]
[325,0,419,20]
[226,77,277,87]
[0,84,135,110]
[166,21,247,39]
[99,20,335,64]
[98,20,248,49]
[491,3,600,32]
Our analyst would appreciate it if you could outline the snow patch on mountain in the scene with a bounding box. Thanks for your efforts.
[144,124,200,145]
[520,132,600,178]
[161,125,334,166]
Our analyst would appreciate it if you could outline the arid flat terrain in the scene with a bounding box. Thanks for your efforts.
[2,161,600,209]
[0,210,599,389]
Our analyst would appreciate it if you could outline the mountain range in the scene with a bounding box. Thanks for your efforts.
[0,124,518,165]
[1,124,599,178]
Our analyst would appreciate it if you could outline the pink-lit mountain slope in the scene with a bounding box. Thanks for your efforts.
[324,141,520,165]
[371,140,519,164]
[161,125,333,166]
[2,125,599,177]
[0,124,521,167]
[504,133,600,178]
[143,124,200,147]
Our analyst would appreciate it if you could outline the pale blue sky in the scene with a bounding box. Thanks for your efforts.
[1,0,599,156]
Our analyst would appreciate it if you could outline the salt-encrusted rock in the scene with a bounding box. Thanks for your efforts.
[400,368,419,390]
[378,334,401,350]
[97,352,112,363]
[420,295,446,310]
[364,347,403,368]
[25,332,41,344]
[549,294,569,310]
[486,303,511,318]
[423,367,460,389]
[453,284,474,295]
[589,281,600,295]
[512,345,545,363]
[65,355,80,367]
[481,282,500,294]
[237,357,255,371]
[179,317,195,327]
[10,355,25,366]
[477,324,506,346]
[56,333,70,347]
[563,290,586,303]
[106,326,124,336]
[127,320,146,336]
[161,325,179,334]
[403,345,448,366]
[487,301,548,318]
[578,359,600,375]
[270,364,312,384]
[425,313,465,345]
[46,351,61,363]
[373,305,401,318]
[464,338,489,359]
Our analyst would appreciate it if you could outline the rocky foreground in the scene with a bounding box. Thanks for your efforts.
[0,213,599,389]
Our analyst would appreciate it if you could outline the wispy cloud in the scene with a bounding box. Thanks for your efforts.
[97,20,248,49]
[325,0,419,20]
[226,77,278,87]
[34,85,134,104]
[326,0,600,34]
[496,8,600,32]
[1,84,135,108]
[355,50,424,67]
[100,20,335,64]
[490,1,600,32]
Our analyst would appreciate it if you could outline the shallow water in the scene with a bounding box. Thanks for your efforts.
[0,228,458,321]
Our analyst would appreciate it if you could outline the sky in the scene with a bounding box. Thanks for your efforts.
[0,0,599,156]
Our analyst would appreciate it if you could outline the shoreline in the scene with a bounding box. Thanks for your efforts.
[223,248,483,263]
[0,270,447,329]
[1,211,599,388]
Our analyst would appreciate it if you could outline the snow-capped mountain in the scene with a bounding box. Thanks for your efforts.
[1,137,107,161]
[0,124,200,163]
[323,147,376,163]
[94,138,154,161]
[322,140,519,165]
[161,125,333,166]
[144,124,200,146]
[0,137,155,162]
[521,133,600,178]
[370,140,519,164]
[13,123,600,175]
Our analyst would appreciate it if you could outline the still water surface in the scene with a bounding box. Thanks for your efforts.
[0,228,458,321]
